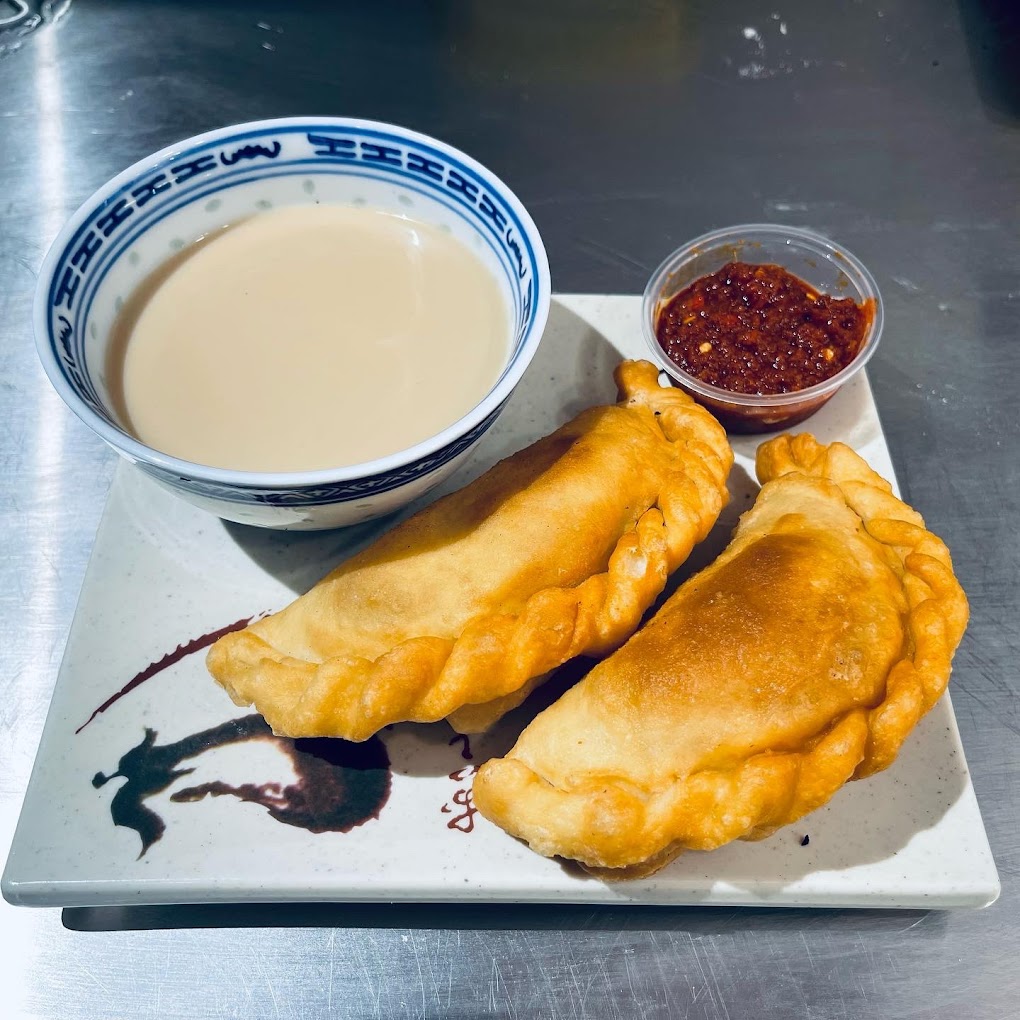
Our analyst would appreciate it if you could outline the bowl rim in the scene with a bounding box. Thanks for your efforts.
[640,223,884,408]
[34,115,551,488]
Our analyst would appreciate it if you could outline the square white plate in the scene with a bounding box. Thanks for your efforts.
[2,295,1000,909]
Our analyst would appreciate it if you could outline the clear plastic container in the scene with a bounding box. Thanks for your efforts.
[641,224,883,433]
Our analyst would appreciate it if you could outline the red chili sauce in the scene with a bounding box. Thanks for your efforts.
[655,262,871,396]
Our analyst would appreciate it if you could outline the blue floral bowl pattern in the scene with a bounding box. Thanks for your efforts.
[35,117,551,529]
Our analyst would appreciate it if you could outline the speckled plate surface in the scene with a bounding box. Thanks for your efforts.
[2,295,1000,909]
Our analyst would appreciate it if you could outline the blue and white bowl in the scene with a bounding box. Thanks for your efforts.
[35,117,551,529]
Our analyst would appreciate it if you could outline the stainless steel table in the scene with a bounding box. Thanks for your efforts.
[2,2,1017,1017]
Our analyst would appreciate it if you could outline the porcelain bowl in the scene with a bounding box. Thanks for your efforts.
[34,117,551,529]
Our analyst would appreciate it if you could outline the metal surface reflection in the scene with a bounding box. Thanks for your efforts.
[1,1,1018,1018]
[0,0,70,58]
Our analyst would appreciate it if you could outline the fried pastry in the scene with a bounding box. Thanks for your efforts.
[473,434,969,877]
[207,361,732,741]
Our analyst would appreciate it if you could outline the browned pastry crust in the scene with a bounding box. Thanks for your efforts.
[473,434,969,877]
[207,361,732,741]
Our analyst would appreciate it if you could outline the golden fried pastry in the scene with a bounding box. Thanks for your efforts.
[207,361,732,741]
[474,434,968,877]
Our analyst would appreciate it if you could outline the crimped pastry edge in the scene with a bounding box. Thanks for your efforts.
[207,360,733,742]
[473,433,969,876]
